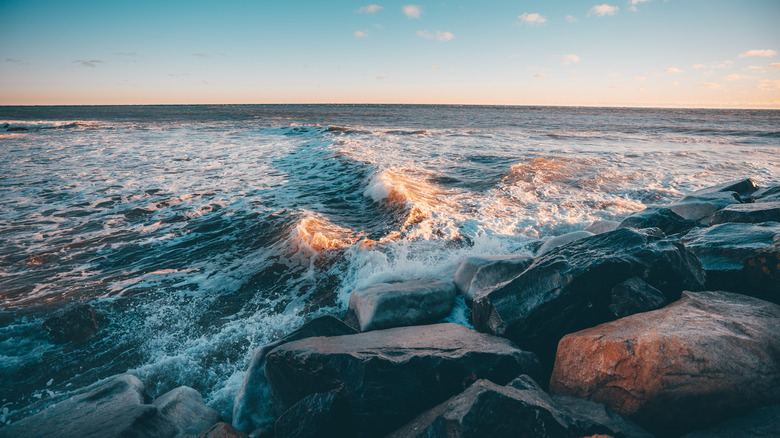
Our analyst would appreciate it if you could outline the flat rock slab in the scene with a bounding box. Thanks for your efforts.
[618,207,699,236]
[710,201,780,224]
[453,255,533,300]
[550,291,780,436]
[537,231,594,256]
[348,279,456,332]
[153,386,220,437]
[264,323,541,438]
[473,228,705,359]
[688,178,758,198]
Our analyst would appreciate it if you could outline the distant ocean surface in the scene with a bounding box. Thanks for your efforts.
[1,104,779,424]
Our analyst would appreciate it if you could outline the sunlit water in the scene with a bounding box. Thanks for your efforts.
[1,105,779,424]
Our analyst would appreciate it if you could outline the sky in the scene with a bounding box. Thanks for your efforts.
[1,0,779,107]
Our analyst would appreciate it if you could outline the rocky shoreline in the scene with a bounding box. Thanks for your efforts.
[3,178,779,438]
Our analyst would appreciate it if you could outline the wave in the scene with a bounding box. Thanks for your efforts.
[1,120,103,132]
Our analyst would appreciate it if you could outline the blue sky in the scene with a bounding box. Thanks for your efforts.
[1,0,778,107]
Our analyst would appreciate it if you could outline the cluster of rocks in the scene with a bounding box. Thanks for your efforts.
[5,178,779,437]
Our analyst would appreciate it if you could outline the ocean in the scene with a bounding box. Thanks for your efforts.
[1,104,779,424]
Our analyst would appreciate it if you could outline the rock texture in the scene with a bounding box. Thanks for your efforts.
[41,302,99,342]
[688,177,758,199]
[710,201,780,224]
[550,291,780,436]
[584,220,620,235]
[232,315,357,433]
[682,404,780,438]
[536,231,594,256]
[618,206,699,236]
[153,386,221,437]
[473,228,705,359]
[264,323,541,437]
[608,277,666,318]
[347,279,456,332]
[453,254,533,301]
[274,390,354,438]
[197,423,249,438]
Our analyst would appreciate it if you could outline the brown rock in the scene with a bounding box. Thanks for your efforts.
[549,291,780,436]
[197,422,248,438]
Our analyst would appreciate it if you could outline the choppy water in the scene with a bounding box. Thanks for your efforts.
[1,105,779,424]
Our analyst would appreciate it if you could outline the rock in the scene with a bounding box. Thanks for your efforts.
[347,279,456,332]
[41,302,99,342]
[537,231,594,255]
[7,126,29,132]
[197,422,249,438]
[387,377,652,438]
[549,291,780,436]
[710,201,780,224]
[452,255,533,301]
[584,220,620,235]
[153,386,221,437]
[0,374,176,438]
[264,323,541,437]
[688,177,759,198]
[232,315,357,433]
[618,207,699,236]
[668,198,730,222]
[274,391,354,438]
[549,393,654,438]
[608,277,666,318]
[682,404,780,438]
[473,228,705,362]
[752,185,780,203]
[681,222,780,301]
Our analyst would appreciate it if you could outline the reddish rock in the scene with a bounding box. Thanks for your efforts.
[549,291,780,436]
[197,422,248,438]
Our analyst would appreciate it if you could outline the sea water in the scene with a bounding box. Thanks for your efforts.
[1,105,779,423]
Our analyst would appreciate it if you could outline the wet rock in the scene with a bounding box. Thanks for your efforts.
[752,185,780,203]
[197,422,249,438]
[618,206,699,236]
[347,279,456,332]
[537,231,594,255]
[549,393,654,438]
[153,386,220,437]
[473,228,705,362]
[710,201,780,224]
[274,390,354,438]
[682,404,780,438]
[550,291,780,436]
[387,377,652,438]
[7,126,29,132]
[688,177,759,199]
[264,323,541,438]
[232,315,357,433]
[452,254,533,301]
[584,220,620,235]
[608,277,666,318]
[42,302,99,342]
[681,222,780,301]
[0,374,175,438]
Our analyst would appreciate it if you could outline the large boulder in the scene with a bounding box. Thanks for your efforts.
[264,323,541,437]
[752,185,780,203]
[232,315,356,433]
[153,386,221,437]
[197,423,248,438]
[0,374,176,438]
[584,220,620,235]
[688,177,759,199]
[608,277,666,318]
[710,201,780,224]
[472,228,705,361]
[680,222,780,301]
[452,255,533,301]
[618,207,699,236]
[549,291,780,436]
[347,279,456,332]
[41,302,99,342]
[387,376,652,438]
[536,231,594,255]
[682,404,780,438]
[668,193,741,222]
[273,390,354,438]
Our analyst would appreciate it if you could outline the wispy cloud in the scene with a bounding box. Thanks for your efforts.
[74,60,103,68]
[376,75,385,80]
[634,76,647,82]
[723,74,754,81]
[738,49,776,58]
[770,63,780,69]
[113,52,139,57]
[417,30,454,42]
[402,5,422,19]
[665,67,682,73]
[431,65,439,70]
[559,54,581,65]
[692,60,733,70]
[609,85,625,89]
[5,58,27,64]
[628,0,652,12]
[355,30,370,38]
[518,12,547,25]
[759,80,780,90]
[565,15,579,23]
[355,4,383,14]
[589,4,619,16]
[696,83,722,89]
[534,73,550,78]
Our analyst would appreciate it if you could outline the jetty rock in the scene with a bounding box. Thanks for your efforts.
[710,201,780,224]
[687,177,759,200]
[388,376,652,438]
[472,227,705,361]
[346,279,456,332]
[273,390,354,438]
[153,386,221,437]
[618,206,699,236]
[452,254,533,301]
[752,185,780,203]
[263,323,540,437]
[536,230,594,256]
[550,291,780,436]
[682,404,780,438]
[197,422,249,438]
[584,219,620,235]
[232,315,356,433]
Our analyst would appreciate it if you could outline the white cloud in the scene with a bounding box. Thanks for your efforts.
[355,4,383,14]
[609,72,621,77]
[759,80,780,90]
[696,83,722,89]
[431,65,439,70]
[355,30,370,38]
[723,74,753,81]
[665,67,682,73]
[692,64,706,69]
[634,76,647,82]
[417,30,454,42]
[518,12,547,25]
[376,75,384,80]
[738,49,776,58]
[436,31,455,42]
[74,59,103,67]
[771,63,780,69]
[560,54,581,65]
[566,15,579,23]
[609,85,625,89]
[589,4,619,16]
[402,5,422,19]
[629,0,652,12]
[534,73,550,78]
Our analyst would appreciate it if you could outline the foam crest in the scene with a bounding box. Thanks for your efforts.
[290,213,364,254]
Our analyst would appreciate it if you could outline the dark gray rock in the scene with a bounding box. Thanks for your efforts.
[232,315,356,433]
[153,386,220,437]
[609,277,666,318]
[0,374,175,438]
[618,207,699,236]
[668,192,742,222]
[682,404,780,438]
[7,126,29,132]
[274,391,354,438]
[347,279,456,332]
[549,393,654,438]
[584,220,620,235]
[42,302,99,342]
[751,185,780,203]
[473,228,705,363]
[453,255,533,301]
[197,422,249,438]
[537,231,594,255]
[264,323,541,438]
[681,222,780,301]
[688,178,759,198]
[711,201,780,224]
